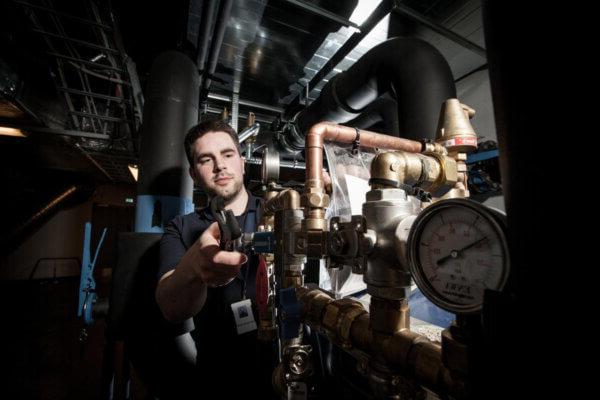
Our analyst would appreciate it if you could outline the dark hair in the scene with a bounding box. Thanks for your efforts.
[184,119,241,165]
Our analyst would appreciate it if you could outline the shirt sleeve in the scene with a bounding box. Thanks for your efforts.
[158,217,187,278]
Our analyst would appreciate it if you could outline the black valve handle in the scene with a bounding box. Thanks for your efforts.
[209,196,242,250]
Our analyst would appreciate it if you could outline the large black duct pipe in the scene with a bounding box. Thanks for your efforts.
[292,37,455,148]
[135,51,199,233]
[344,93,400,136]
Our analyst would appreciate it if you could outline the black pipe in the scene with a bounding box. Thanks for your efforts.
[137,51,198,199]
[201,0,233,95]
[343,93,400,136]
[293,37,455,147]
[135,51,199,232]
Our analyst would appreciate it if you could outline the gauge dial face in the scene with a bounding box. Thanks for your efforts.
[408,199,509,313]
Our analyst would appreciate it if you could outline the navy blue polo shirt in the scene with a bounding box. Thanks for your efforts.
[159,192,276,397]
[159,191,262,300]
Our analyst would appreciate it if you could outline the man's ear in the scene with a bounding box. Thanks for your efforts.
[189,165,197,181]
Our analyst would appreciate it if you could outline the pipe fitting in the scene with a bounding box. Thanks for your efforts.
[370,151,424,188]
[369,297,409,335]
[321,298,368,348]
[299,288,334,328]
[421,150,458,197]
[300,191,330,209]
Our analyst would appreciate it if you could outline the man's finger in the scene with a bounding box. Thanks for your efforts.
[213,250,247,266]
[199,222,220,248]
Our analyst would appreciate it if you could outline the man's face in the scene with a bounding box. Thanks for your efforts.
[189,130,245,202]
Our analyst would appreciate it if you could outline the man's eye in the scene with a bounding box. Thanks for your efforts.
[199,158,211,164]
[225,153,234,158]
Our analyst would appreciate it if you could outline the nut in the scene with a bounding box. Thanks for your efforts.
[366,189,408,202]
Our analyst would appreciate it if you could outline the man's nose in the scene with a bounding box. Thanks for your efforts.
[213,156,226,172]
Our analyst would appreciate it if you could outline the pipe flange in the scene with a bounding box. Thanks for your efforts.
[280,122,305,152]
[261,146,280,184]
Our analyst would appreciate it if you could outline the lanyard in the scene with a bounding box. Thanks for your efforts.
[239,209,256,300]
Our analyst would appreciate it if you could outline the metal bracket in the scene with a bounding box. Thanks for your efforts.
[77,222,107,326]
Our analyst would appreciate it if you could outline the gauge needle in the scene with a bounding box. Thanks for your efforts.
[436,236,488,266]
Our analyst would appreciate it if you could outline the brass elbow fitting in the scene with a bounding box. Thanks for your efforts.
[264,189,301,215]
[370,151,457,197]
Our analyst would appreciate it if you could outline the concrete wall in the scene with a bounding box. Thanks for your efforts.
[0,184,135,280]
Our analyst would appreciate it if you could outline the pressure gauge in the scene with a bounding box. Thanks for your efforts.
[407,199,510,314]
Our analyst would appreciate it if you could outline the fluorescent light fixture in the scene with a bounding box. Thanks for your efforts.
[128,164,139,181]
[0,127,27,137]
[349,0,382,26]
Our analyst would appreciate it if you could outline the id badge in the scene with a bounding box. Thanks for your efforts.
[231,299,257,335]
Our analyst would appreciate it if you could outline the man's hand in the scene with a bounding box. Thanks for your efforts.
[156,223,247,322]
[193,222,247,287]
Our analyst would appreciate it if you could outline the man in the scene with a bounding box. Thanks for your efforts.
[156,119,276,398]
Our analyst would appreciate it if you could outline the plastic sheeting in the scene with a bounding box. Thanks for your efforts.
[321,142,375,297]
[324,142,376,221]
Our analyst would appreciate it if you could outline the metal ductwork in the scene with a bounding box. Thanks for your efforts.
[196,0,219,90]
[287,37,456,151]
[135,51,199,233]
[201,0,234,95]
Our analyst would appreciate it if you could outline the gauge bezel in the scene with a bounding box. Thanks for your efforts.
[407,198,510,314]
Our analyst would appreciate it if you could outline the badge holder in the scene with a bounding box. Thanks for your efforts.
[231,299,257,335]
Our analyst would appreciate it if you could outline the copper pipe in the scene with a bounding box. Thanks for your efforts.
[304,121,423,197]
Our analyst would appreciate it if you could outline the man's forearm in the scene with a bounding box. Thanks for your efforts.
[156,243,208,322]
